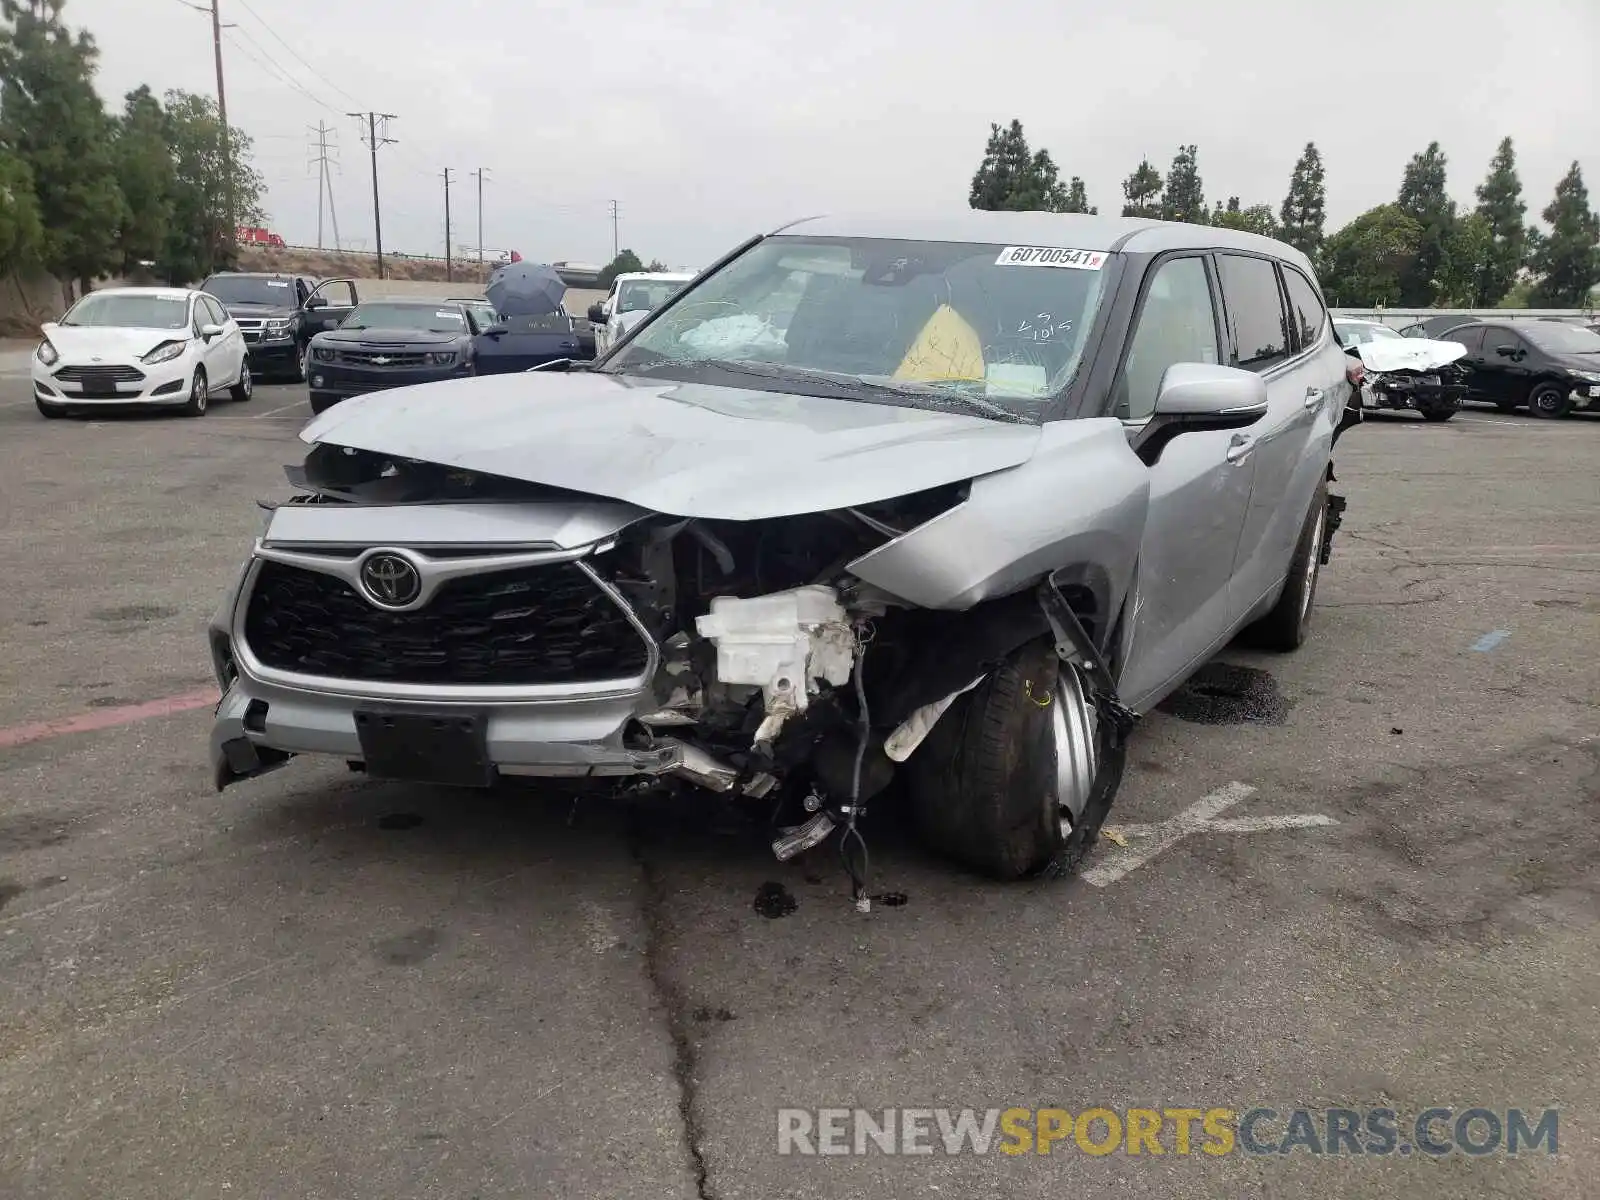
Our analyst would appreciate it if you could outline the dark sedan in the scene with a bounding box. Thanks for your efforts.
[1438,319,1600,418]
[305,300,476,414]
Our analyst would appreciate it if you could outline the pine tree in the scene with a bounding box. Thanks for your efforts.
[1395,142,1457,306]
[1280,143,1327,261]
[1160,145,1205,223]
[1120,158,1162,219]
[114,85,174,274]
[1212,197,1278,237]
[969,120,1036,211]
[1063,176,1096,215]
[1529,162,1600,307]
[1471,137,1526,306]
[0,0,125,286]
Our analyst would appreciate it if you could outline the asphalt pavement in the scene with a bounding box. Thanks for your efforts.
[0,366,1595,1199]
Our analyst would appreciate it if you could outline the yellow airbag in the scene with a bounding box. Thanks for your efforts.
[893,304,985,382]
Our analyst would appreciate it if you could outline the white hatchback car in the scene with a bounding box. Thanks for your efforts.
[32,286,252,419]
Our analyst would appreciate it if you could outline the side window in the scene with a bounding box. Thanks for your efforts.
[204,297,228,325]
[1446,326,1484,354]
[1217,254,1290,372]
[1114,255,1219,422]
[1483,328,1521,358]
[1281,267,1326,351]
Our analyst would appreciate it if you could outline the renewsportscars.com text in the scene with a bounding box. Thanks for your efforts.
[776,1106,1559,1157]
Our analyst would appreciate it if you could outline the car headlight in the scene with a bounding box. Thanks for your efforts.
[142,339,190,364]
[35,339,58,366]
[425,351,457,366]
[314,347,336,362]
[264,319,294,337]
[1571,370,1600,383]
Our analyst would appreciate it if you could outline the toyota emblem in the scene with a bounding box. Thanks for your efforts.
[358,552,422,607]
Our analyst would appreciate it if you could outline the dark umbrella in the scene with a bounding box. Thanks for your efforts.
[484,262,567,318]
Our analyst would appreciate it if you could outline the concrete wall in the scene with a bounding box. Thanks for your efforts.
[350,277,607,317]
[0,271,69,337]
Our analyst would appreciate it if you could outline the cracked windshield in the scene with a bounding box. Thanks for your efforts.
[606,236,1110,419]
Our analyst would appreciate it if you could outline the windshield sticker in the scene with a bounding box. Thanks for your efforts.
[994,246,1105,270]
[266,280,290,287]
[434,310,464,320]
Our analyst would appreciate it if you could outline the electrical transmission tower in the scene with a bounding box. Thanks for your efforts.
[308,121,342,250]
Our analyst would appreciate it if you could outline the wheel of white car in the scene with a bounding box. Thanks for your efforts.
[181,367,209,418]
[1244,479,1327,652]
[905,636,1125,881]
[229,360,253,402]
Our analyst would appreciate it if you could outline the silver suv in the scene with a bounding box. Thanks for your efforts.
[209,213,1356,883]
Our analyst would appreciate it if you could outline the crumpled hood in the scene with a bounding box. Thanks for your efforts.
[1356,337,1467,374]
[41,322,186,362]
[299,370,1042,520]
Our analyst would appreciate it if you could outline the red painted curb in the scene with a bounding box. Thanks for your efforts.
[0,688,220,750]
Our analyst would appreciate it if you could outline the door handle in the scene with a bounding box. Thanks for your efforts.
[1304,385,1325,409]
[1226,434,1255,464]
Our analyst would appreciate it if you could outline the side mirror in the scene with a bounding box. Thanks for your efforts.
[482,323,508,337]
[199,323,224,340]
[1343,344,1362,358]
[1130,363,1268,466]
[586,303,606,324]
[1494,345,1516,358]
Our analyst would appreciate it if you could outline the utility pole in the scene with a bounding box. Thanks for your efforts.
[348,112,397,278]
[210,0,236,252]
[441,168,455,283]
[609,199,620,260]
[308,122,340,250]
[471,168,490,268]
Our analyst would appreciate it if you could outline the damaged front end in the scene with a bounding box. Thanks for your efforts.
[210,442,1094,893]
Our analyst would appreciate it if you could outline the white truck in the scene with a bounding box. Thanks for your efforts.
[586,271,696,356]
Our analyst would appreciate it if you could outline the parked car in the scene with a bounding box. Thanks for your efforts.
[1398,314,1472,340]
[588,271,697,356]
[198,271,360,382]
[33,286,251,419]
[449,297,500,334]
[304,298,478,414]
[472,307,591,374]
[1438,319,1600,417]
[1331,318,1405,346]
[208,213,1355,885]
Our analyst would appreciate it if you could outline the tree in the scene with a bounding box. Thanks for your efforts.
[1279,143,1326,262]
[597,248,644,289]
[644,258,668,271]
[1471,137,1526,307]
[1120,158,1162,218]
[1211,196,1279,237]
[1062,176,1096,215]
[113,85,173,274]
[157,89,263,283]
[967,120,1071,211]
[1318,204,1423,307]
[0,0,125,287]
[1160,144,1205,223]
[1395,141,1456,306]
[0,140,43,272]
[1437,211,1492,307]
[1528,161,1600,307]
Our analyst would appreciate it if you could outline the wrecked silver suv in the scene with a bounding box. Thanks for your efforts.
[209,213,1354,886]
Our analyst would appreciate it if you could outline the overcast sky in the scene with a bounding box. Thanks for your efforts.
[75,0,1600,268]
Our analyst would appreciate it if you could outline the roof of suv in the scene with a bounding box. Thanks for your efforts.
[775,212,1312,273]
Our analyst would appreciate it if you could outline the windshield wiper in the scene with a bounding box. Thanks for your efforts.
[618,357,1030,423]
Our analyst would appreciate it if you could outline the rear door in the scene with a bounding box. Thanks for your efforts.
[1476,324,1532,406]
[1113,253,1260,708]
[1216,254,1336,616]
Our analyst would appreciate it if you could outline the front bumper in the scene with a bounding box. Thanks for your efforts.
[306,361,471,400]
[33,357,196,406]
[245,335,300,370]
[1366,378,1468,410]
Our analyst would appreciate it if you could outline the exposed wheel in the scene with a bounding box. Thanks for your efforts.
[229,360,253,402]
[1243,479,1328,652]
[1527,381,1572,419]
[906,636,1124,881]
[291,346,308,383]
[1420,406,1456,422]
[181,368,209,417]
[36,397,66,419]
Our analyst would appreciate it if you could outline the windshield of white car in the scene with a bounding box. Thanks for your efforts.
[600,235,1112,422]
[61,294,189,330]
[202,276,296,306]
[617,280,686,313]
[338,304,469,334]
[1334,322,1403,344]
[1520,323,1600,354]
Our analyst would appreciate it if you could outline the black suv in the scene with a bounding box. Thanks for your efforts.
[1438,320,1600,418]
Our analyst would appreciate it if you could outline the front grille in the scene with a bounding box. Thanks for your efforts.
[54,365,145,388]
[242,558,650,686]
[340,349,430,367]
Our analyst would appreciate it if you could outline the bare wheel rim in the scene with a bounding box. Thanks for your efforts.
[1533,387,1561,412]
[241,363,252,397]
[1051,664,1100,839]
[1300,503,1326,624]
[194,374,207,411]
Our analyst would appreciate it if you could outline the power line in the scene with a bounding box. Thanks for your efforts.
[349,113,398,278]
[223,26,338,113]
[232,0,364,107]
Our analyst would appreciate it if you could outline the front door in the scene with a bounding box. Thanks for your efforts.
[305,279,359,344]
[1441,324,1489,399]
[1476,325,1532,406]
[1113,253,1260,710]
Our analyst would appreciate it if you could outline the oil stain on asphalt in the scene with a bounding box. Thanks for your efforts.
[753,881,798,919]
[1157,662,1290,726]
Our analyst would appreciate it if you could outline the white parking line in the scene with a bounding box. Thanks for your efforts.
[250,399,307,419]
[1081,782,1338,887]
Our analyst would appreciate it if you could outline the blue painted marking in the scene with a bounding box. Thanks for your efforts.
[1471,629,1512,652]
